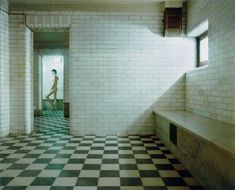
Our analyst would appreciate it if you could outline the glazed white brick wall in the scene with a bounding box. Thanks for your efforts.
[26,14,71,31]
[10,10,195,135]
[186,0,235,125]
[186,0,209,34]
[9,15,34,134]
[33,49,42,111]
[64,49,69,102]
[0,0,9,137]
[69,11,195,135]
[25,28,34,133]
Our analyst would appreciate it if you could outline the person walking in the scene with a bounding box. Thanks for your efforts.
[45,69,59,110]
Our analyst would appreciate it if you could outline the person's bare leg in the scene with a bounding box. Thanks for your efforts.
[46,90,54,100]
[46,90,55,107]
[53,90,57,106]
[52,90,57,111]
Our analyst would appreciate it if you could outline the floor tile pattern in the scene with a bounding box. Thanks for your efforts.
[0,111,204,190]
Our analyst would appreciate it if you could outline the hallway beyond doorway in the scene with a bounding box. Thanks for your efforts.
[42,56,64,111]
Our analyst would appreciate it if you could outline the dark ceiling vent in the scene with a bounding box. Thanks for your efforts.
[164,8,182,37]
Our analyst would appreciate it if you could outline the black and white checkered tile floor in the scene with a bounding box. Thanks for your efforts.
[0,111,204,190]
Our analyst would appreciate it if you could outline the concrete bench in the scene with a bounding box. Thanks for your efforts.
[153,110,235,190]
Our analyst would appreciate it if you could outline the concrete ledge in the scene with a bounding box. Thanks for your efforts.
[154,110,235,190]
[155,110,235,155]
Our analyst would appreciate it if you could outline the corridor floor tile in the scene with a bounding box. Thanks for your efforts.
[0,111,204,190]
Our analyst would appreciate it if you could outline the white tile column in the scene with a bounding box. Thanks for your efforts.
[33,49,42,115]
[9,16,34,135]
[0,0,9,137]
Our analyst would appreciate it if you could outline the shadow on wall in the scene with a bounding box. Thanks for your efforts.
[128,74,186,134]
[128,107,155,135]
[153,74,186,111]
[68,12,195,135]
[186,69,211,117]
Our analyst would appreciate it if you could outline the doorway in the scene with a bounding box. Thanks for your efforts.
[33,31,70,133]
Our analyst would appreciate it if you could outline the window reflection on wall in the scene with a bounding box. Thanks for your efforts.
[42,55,64,100]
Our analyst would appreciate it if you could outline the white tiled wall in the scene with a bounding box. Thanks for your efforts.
[186,0,209,34]
[0,0,9,137]
[26,14,71,31]
[69,11,195,135]
[9,9,195,136]
[186,0,235,125]
[33,49,42,112]
[9,15,33,134]
[5,1,235,135]
[25,28,34,133]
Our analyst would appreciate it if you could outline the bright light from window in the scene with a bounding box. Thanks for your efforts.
[53,57,61,64]
[200,36,208,62]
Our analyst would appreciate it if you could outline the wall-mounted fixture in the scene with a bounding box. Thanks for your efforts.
[164,8,183,37]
